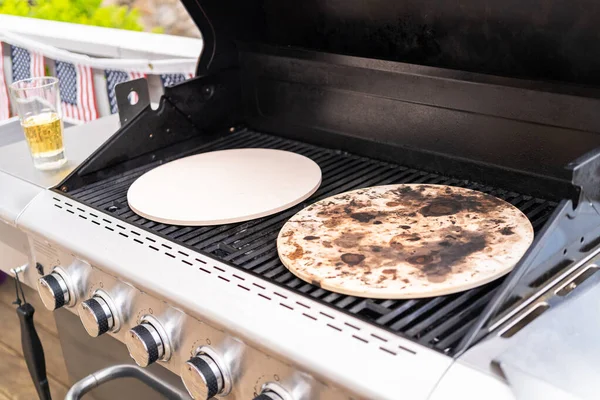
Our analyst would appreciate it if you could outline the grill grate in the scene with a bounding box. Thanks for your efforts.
[65,130,557,354]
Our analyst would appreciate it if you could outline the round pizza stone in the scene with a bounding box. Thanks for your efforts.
[277,184,534,299]
[128,149,322,226]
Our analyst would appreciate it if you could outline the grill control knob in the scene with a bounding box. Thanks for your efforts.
[37,272,70,310]
[253,393,284,400]
[78,295,116,337]
[125,322,166,367]
[181,354,226,399]
[254,383,293,400]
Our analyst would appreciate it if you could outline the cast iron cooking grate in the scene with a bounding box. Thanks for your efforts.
[65,130,557,354]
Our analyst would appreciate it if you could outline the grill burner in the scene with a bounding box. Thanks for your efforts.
[63,129,557,354]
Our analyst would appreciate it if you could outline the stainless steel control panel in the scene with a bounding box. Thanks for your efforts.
[30,236,350,400]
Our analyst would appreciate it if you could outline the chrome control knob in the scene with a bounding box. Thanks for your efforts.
[125,322,165,367]
[78,295,115,337]
[181,354,225,399]
[254,383,293,400]
[37,272,70,310]
[253,392,284,400]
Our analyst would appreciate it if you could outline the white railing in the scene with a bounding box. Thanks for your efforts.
[0,14,203,121]
[0,15,202,60]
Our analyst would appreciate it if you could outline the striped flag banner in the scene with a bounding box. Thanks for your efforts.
[0,42,10,120]
[160,73,194,88]
[10,45,45,82]
[104,69,145,114]
[56,60,98,122]
[5,45,46,121]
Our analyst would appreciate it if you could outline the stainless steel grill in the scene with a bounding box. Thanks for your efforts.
[62,129,557,355]
[5,0,600,397]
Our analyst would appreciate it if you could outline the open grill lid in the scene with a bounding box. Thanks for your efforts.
[181,0,600,86]
[177,0,600,198]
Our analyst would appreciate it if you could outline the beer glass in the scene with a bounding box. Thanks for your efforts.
[9,77,67,170]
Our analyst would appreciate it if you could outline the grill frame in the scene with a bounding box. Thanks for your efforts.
[58,129,558,355]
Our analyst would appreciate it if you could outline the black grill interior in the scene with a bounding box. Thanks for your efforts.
[64,130,557,354]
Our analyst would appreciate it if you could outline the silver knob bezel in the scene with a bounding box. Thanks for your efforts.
[125,322,164,367]
[181,354,224,399]
[53,267,77,306]
[261,382,294,400]
[79,296,112,337]
[94,289,122,332]
[257,392,284,400]
[37,270,71,311]
[78,290,121,337]
[140,314,172,362]
[192,346,232,396]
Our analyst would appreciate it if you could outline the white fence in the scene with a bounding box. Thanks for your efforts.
[0,14,203,121]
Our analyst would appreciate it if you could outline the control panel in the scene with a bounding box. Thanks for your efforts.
[31,239,346,400]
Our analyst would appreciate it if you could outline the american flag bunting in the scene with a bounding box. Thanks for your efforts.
[104,69,145,114]
[10,45,45,82]
[160,73,194,88]
[56,60,98,122]
[4,45,45,120]
[0,42,10,120]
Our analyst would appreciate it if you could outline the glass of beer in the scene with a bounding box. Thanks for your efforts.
[9,77,67,170]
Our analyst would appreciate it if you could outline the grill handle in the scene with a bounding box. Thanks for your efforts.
[65,364,190,400]
[17,303,52,400]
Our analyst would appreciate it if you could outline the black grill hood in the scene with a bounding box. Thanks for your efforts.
[181,0,600,86]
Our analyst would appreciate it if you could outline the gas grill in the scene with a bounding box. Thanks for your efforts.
[5,0,600,399]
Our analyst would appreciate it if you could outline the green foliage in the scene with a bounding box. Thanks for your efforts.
[0,0,144,31]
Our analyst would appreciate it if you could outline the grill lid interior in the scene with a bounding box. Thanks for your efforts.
[181,0,600,87]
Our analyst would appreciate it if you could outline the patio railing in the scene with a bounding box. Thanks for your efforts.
[0,14,203,123]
